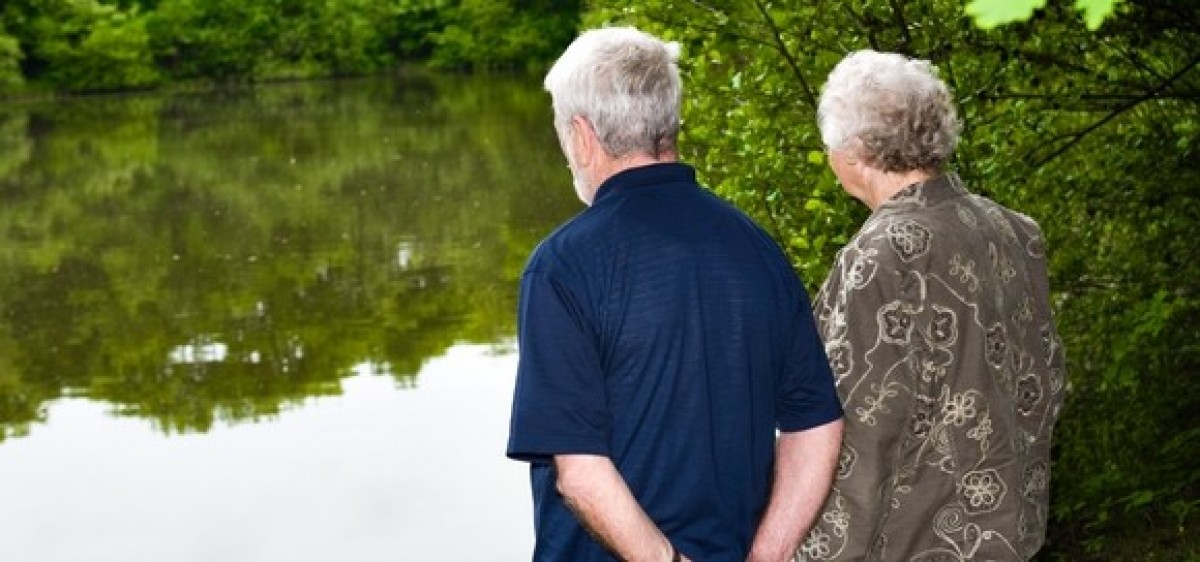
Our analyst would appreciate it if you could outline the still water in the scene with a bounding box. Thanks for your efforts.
[0,73,580,561]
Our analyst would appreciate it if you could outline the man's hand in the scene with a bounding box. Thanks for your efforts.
[555,454,680,562]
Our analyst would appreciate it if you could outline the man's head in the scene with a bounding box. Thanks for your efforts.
[544,27,682,204]
[818,49,961,174]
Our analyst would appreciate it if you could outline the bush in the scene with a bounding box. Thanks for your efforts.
[0,28,22,89]
[430,0,581,70]
[43,11,160,91]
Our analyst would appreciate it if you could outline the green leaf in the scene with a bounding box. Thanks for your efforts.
[965,0,1047,29]
[806,150,824,165]
[1075,0,1120,30]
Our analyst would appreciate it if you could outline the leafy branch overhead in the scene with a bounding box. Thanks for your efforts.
[966,0,1122,29]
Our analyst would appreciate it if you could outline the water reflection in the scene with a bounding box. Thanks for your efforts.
[0,73,578,439]
[0,73,579,559]
[0,344,535,561]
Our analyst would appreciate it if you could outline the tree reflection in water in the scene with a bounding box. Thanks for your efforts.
[0,72,578,439]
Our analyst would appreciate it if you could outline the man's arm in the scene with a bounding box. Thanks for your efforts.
[554,454,690,562]
[746,419,844,562]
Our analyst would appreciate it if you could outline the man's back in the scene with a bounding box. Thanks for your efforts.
[509,163,841,561]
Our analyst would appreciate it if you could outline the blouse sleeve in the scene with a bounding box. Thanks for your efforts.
[802,229,924,560]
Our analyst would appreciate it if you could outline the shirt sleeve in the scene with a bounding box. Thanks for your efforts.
[802,236,920,561]
[776,286,845,433]
[506,268,611,463]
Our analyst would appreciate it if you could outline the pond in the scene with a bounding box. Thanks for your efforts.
[0,73,581,561]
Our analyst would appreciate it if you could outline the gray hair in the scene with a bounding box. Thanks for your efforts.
[818,50,961,172]
[544,27,681,159]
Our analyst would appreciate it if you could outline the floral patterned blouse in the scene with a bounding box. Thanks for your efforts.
[799,173,1066,561]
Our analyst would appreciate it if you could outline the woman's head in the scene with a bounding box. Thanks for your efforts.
[818,50,961,173]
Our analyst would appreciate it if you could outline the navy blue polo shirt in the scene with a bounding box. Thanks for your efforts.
[506,163,841,561]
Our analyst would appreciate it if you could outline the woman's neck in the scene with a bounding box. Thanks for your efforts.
[860,168,936,210]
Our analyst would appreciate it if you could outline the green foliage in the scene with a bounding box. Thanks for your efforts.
[0,0,583,92]
[147,0,415,80]
[589,0,1198,557]
[2,0,159,92]
[966,0,1048,28]
[1076,0,1123,28]
[429,0,582,70]
[967,0,1123,30]
[0,26,22,88]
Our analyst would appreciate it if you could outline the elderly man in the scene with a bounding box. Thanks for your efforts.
[799,50,1066,561]
[506,27,844,562]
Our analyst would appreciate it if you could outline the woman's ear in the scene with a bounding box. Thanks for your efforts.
[840,137,864,165]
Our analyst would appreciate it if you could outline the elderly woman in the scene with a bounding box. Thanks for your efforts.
[799,50,1066,561]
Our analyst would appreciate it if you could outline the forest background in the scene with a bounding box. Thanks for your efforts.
[1,0,1196,560]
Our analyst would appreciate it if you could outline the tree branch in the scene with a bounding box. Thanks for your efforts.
[638,3,777,53]
[981,92,1200,101]
[888,0,912,54]
[751,0,816,108]
[1028,57,1200,168]
[841,4,882,51]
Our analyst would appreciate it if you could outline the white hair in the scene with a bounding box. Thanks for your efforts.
[544,27,681,158]
[818,50,961,172]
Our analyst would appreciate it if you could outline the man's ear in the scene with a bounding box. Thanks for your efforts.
[570,115,597,168]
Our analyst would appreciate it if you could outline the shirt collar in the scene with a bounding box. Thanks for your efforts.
[592,162,696,204]
[874,172,968,216]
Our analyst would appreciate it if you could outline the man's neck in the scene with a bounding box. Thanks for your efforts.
[594,152,678,186]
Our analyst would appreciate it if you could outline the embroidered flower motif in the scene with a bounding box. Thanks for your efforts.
[1001,259,1016,284]
[949,254,980,293]
[985,323,1007,369]
[942,392,978,427]
[887,219,932,262]
[928,305,958,346]
[836,445,858,480]
[822,306,848,342]
[967,412,993,444]
[989,243,1017,284]
[960,469,1007,513]
[878,301,915,345]
[824,495,851,535]
[892,181,925,204]
[856,382,899,426]
[986,207,1019,245]
[1040,324,1059,365]
[1016,373,1044,415]
[910,393,939,439]
[1012,296,1033,326]
[847,248,879,289]
[956,203,978,228]
[907,338,953,382]
[933,504,967,534]
[800,527,833,560]
[825,340,854,381]
[1023,460,1049,499]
